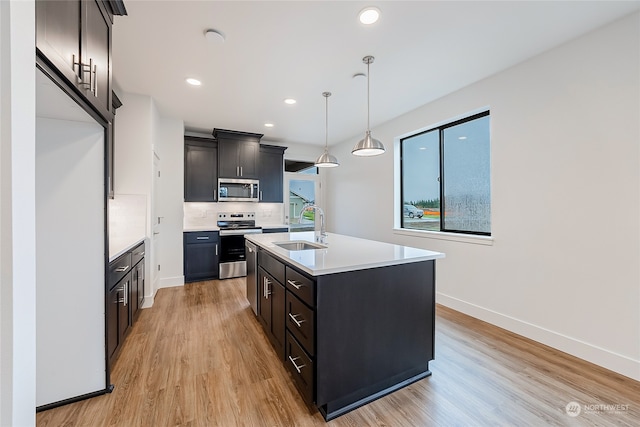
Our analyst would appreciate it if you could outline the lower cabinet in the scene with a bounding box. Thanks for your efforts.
[107,241,145,369]
[258,267,286,360]
[184,231,219,282]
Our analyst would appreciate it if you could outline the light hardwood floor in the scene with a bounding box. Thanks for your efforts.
[37,278,639,426]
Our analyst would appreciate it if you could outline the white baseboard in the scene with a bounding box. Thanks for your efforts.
[436,292,640,382]
[159,275,184,289]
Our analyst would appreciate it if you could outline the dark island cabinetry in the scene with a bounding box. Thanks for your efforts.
[252,241,437,421]
[183,231,219,282]
[184,137,218,202]
[257,250,286,360]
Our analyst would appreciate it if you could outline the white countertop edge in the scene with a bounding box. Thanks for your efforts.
[109,236,145,262]
[246,232,445,277]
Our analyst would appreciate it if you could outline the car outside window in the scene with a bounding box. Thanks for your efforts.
[400,111,491,235]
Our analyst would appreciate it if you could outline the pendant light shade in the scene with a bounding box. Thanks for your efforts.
[315,91,340,168]
[352,55,385,157]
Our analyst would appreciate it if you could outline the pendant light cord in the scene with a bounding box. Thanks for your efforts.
[367,60,370,132]
[325,94,329,151]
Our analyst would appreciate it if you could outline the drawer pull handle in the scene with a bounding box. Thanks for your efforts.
[288,356,306,374]
[287,280,303,290]
[196,236,210,240]
[115,266,129,272]
[288,312,306,328]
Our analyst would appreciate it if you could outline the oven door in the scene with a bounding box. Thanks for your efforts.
[219,234,247,263]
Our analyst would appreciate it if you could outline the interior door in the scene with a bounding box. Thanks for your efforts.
[152,151,161,297]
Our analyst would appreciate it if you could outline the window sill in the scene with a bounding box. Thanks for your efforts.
[393,228,494,246]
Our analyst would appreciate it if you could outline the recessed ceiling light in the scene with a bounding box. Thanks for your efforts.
[284,98,297,105]
[458,136,467,140]
[204,29,225,43]
[186,78,202,86]
[419,147,427,150]
[359,7,380,25]
[264,123,274,128]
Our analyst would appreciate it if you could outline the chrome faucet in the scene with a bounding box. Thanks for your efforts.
[299,204,327,244]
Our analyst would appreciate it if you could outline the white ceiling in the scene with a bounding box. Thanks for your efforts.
[112,1,640,146]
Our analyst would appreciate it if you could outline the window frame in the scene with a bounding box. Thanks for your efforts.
[399,110,491,236]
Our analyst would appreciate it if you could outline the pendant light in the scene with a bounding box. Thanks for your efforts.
[352,55,385,156]
[314,91,340,168]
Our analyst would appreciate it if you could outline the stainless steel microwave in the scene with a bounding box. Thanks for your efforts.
[218,178,260,202]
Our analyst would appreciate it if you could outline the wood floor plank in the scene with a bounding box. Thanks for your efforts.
[36,279,640,426]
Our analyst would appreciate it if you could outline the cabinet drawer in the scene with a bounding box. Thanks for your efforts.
[285,267,315,307]
[286,292,315,356]
[259,250,285,284]
[109,252,131,290]
[131,242,145,266]
[286,332,314,405]
[184,231,219,244]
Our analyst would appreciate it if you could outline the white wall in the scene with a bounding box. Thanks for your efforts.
[0,1,36,425]
[157,116,185,288]
[115,92,185,298]
[326,13,640,380]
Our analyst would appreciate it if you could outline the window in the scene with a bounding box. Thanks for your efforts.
[400,111,491,235]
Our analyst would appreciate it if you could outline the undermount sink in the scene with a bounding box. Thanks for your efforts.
[273,240,327,251]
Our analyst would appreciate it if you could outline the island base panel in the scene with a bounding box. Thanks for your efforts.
[319,367,431,421]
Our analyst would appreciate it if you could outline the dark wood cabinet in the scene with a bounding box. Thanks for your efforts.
[259,145,286,202]
[258,266,286,361]
[214,128,262,179]
[36,0,121,121]
[108,267,130,367]
[184,137,218,202]
[252,242,436,421]
[130,243,145,323]
[184,231,219,282]
[107,241,145,369]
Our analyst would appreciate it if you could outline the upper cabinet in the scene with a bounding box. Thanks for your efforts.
[36,0,127,122]
[259,145,287,203]
[214,129,263,179]
[184,136,218,202]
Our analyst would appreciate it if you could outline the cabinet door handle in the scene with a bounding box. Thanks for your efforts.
[259,190,263,201]
[215,243,218,256]
[288,356,306,374]
[92,61,97,96]
[288,312,306,328]
[124,282,128,306]
[236,166,240,176]
[240,166,243,176]
[115,265,129,272]
[196,236,210,240]
[287,280,303,290]
[263,277,271,299]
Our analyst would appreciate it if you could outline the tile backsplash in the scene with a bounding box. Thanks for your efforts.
[109,194,147,240]
[184,202,285,229]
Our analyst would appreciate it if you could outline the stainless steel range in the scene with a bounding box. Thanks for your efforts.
[217,212,262,279]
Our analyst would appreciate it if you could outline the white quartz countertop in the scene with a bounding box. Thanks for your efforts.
[246,232,445,276]
[109,235,145,262]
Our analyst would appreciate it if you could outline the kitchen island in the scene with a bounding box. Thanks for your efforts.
[245,231,444,420]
